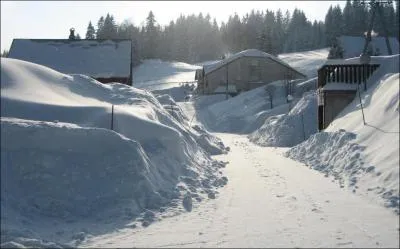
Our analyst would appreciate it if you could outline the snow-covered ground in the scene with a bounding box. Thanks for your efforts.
[82,134,399,248]
[2,48,399,248]
[1,58,227,247]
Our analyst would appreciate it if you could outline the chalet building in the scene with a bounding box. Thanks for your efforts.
[8,38,133,85]
[334,35,399,59]
[195,49,306,95]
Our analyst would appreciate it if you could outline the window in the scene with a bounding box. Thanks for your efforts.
[249,59,261,81]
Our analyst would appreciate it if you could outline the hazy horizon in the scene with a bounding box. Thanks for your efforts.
[1,1,346,52]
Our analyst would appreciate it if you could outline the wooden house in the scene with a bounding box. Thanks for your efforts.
[195,49,306,95]
[8,39,133,85]
[336,35,399,59]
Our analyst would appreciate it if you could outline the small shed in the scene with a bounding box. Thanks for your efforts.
[8,39,133,85]
[195,49,306,95]
[317,59,380,130]
[337,35,399,59]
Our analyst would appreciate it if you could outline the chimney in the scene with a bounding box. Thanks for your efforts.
[69,28,75,40]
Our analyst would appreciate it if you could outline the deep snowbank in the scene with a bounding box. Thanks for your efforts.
[200,82,290,133]
[1,118,167,218]
[249,92,317,147]
[1,58,228,247]
[286,55,399,214]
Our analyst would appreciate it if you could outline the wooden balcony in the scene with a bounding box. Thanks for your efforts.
[317,64,380,90]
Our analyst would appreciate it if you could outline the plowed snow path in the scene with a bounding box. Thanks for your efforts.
[82,133,399,248]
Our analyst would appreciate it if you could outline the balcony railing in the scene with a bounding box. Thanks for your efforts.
[317,64,380,90]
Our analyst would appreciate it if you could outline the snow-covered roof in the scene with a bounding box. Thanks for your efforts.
[203,49,306,78]
[338,35,399,59]
[8,39,132,79]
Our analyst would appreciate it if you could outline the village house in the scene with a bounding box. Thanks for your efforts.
[8,38,133,85]
[195,49,307,95]
[333,35,399,59]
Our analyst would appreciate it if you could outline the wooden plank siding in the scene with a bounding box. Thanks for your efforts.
[203,56,305,94]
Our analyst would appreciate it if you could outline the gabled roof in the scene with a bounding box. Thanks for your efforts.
[203,49,306,78]
[338,35,399,59]
[8,39,132,79]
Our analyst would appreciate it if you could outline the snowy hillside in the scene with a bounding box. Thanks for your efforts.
[286,55,400,214]
[1,58,227,247]
[278,48,329,78]
[133,59,200,90]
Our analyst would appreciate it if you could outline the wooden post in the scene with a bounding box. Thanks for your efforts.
[349,65,353,83]
[226,65,229,100]
[111,104,114,130]
[341,66,344,83]
[364,65,367,91]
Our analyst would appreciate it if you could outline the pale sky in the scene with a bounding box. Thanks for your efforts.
[1,1,346,52]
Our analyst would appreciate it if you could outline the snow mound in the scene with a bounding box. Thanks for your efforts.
[249,92,317,147]
[1,58,228,246]
[1,118,169,218]
[153,84,196,102]
[285,55,399,214]
[201,82,290,133]
[285,129,367,189]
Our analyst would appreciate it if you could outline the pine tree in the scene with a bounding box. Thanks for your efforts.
[97,16,105,39]
[1,50,9,57]
[342,0,354,35]
[101,13,118,39]
[325,5,343,46]
[85,21,96,39]
[76,33,81,40]
[144,11,159,59]
[352,0,368,37]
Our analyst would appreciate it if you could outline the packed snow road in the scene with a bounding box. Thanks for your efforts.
[82,133,399,248]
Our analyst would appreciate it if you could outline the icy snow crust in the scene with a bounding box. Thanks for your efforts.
[1,58,227,247]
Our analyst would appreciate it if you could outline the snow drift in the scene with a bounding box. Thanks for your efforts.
[1,58,227,247]
[286,55,400,214]
[249,92,317,147]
